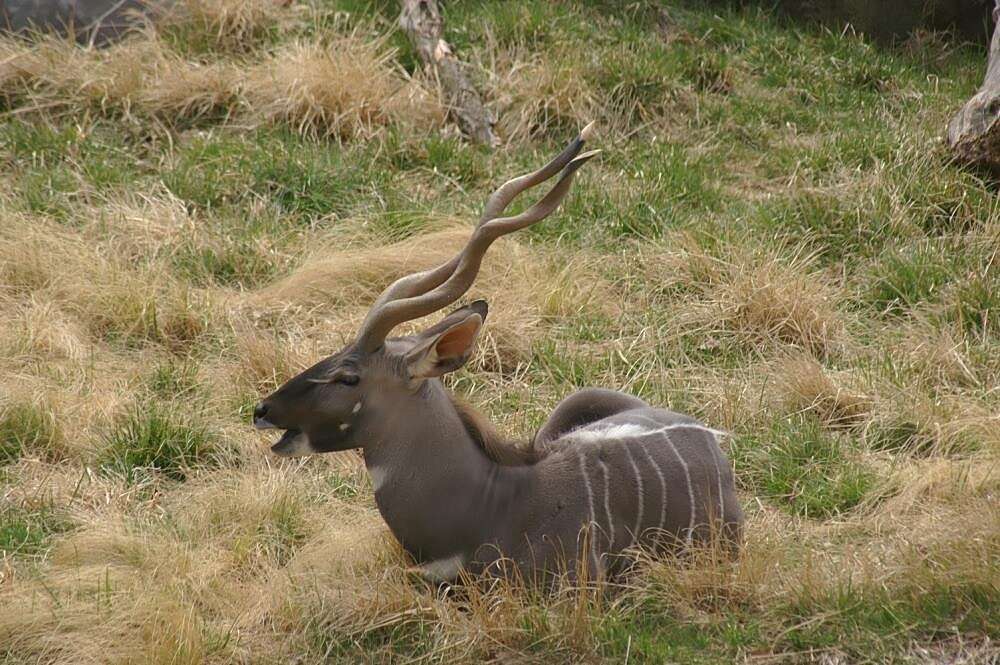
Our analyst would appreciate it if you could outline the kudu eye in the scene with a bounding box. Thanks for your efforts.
[335,373,360,386]
[307,370,359,386]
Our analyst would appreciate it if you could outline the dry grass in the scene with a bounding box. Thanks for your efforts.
[491,46,600,142]
[0,36,157,114]
[141,56,241,121]
[243,36,443,139]
[775,355,871,428]
[161,0,291,50]
[636,240,848,358]
[716,250,847,358]
[0,27,443,135]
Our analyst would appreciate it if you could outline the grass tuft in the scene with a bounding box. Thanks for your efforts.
[731,415,876,518]
[0,401,61,464]
[158,0,290,54]
[243,35,442,140]
[776,356,871,429]
[98,405,224,482]
[0,499,72,558]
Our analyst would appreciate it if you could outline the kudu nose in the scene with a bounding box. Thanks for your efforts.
[253,402,277,430]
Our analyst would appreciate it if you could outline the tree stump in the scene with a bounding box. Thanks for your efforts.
[398,0,497,147]
[948,2,1000,169]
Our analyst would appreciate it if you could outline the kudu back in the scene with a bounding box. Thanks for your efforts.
[254,125,743,583]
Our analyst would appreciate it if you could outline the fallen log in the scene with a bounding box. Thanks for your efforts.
[398,0,497,147]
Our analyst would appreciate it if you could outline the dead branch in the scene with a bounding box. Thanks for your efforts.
[398,0,497,147]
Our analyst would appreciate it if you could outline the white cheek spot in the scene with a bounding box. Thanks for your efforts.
[339,423,350,431]
[352,401,362,414]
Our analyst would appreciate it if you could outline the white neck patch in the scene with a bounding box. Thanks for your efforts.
[368,465,387,492]
[419,553,465,582]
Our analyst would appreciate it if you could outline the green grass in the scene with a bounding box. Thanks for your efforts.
[0,402,59,465]
[1,120,143,221]
[236,492,312,569]
[595,551,997,664]
[148,360,201,399]
[307,615,437,664]
[0,499,73,557]
[753,191,893,265]
[949,271,1000,337]
[324,469,369,501]
[98,405,224,482]
[867,243,957,316]
[598,611,724,663]
[731,415,876,518]
[171,240,279,288]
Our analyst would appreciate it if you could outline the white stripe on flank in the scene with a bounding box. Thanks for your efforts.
[664,430,696,548]
[631,415,696,547]
[706,435,726,524]
[598,458,614,551]
[636,442,667,534]
[576,449,598,570]
[621,443,644,547]
[634,420,729,440]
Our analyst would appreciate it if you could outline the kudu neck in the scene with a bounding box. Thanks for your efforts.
[363,379,497,471]
[361,379,529,562]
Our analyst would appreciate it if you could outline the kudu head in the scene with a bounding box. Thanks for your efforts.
[253,125,598,457]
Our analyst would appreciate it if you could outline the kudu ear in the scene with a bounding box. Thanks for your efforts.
[405,300,488,379]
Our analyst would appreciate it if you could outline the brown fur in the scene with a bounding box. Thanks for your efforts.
[450,396,541,466]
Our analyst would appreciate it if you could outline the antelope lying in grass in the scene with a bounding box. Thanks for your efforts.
[253,125,742,582]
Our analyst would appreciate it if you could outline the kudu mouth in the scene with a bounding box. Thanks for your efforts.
[253,406,312,457]
[253,417,278,430]
[269,428,311,457]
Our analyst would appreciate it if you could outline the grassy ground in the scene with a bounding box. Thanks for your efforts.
[0,1,997,662]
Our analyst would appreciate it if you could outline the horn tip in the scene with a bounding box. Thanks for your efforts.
[572,148,602,163]
[580,121,597,142]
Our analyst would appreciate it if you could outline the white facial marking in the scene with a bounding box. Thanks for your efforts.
[368,465,387,492]
[339,423,350,431]
[352,401,362,414]
[419,553,465,582]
